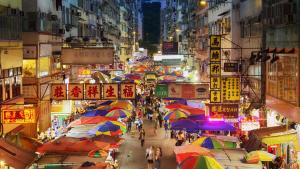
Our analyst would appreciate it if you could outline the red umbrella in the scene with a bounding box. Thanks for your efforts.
[166,104,205,116]
[67,116,116,128]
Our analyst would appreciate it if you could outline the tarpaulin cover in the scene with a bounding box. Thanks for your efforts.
[197,121,236,131]
[67,116,115,128]
[171,119,200,132]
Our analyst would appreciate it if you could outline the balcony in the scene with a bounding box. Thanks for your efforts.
[0,15,22,40]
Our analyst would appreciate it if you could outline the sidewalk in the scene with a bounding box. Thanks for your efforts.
[118,119,177,169]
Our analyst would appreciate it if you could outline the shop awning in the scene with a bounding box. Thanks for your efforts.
[262,133,299,147]
[266,95,300,123]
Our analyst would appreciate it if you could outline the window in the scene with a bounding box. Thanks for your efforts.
[0,80,3,102]
[5,78,10,100]
[12,76,21,98]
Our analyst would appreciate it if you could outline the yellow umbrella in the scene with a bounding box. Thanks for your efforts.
[245,150,276,163]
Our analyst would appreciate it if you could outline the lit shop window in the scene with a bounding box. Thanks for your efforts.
[39,57,50,77]
[23,60,36,77]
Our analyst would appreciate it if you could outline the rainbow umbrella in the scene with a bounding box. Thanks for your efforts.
[88,149,108,158]
[179,155,224,169]
[88,121,122,136]
[174,145,213,164]
[164,108,190,120]
[245,150,276,164]
[106,109,131,118]
[110,101,133,110]
[192,137,236,149]
[109,121,127,133]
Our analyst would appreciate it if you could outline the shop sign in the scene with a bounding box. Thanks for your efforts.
[181,84,196,99]
[120,83,136,99]
[40,44,52,57]
[210,35,221,48]
[210,63,221,76]
[210,49,221,62]
[61,47,114,65]
[23,46,37,59]
[162,42,178,55]
[240,121,260,131]
[68,84,84,100]
[221,77,240,102]
[210,77,221,89]
[168,83,182,98]
[51,84,67,100]
[210,90,221,103]
[155,84,168,98]
[78,68,91,78]
[195,84,210,99]
[224,62,239,72]
[103,84,118,100]
[208,104,239,120]
[145,73,157,82]
[85,84,101,100]
[2,108,35,124]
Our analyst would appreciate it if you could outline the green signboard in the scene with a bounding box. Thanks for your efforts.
[155,84,168,98]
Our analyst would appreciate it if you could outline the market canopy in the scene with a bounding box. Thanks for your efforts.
[67,116,115,128]
[82,110,109,117]
[179,155,224,169]
[174,144,213,164]
[197,121,236,131]
[171,119,200,132]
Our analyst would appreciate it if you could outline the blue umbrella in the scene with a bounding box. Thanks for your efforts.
[112,77,122,82]
[98,100,113,106]
[197,121,236,131]
[82,110,108,117]
[171,119,200,132]
[88,121,121,136]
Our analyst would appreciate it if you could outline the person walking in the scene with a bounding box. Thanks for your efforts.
[164,121,169,138]
[154,147,162,169]
[139,129,146,147]
[146,146,155,169]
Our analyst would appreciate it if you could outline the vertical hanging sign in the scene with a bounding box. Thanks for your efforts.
[103,84,119,100]
[68,84,84,100]
[120,83,136,99]
[51,84,67,100]
[209,35,222,103]
[85,84,101,100]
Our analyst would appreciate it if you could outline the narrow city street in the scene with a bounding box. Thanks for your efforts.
[118,118,177,169]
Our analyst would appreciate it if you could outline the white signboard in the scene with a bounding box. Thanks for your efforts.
[240,122,260,131]
[61,48,114,65]
[40,44,52,57]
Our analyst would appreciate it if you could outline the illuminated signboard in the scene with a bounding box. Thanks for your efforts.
[2,108,35,124]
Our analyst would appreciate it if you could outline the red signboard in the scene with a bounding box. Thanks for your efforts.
[120,83,136,99]
[51,84,67,100]
[2,108,35,124]
[103,84,118,100]
[85,84,101,100]
[68,84,84,100]
[181,84,196,99]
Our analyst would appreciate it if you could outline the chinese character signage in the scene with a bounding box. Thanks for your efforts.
[210,77,221,89]
[155,84,168,98]
[51,83,136,100]
[103,84,118,100]
[210,90,221,103]
[162,42,178,55]
[68,84,84,100]
[85,84,101,100]
[208,104,239,120]
[120,84,136,99]
[224,62,239,72]
[221,77,240,102]
[210,49,221,62]
[210,63,221,76]
[210,35,221,48]
[51,84,67,100]
[2,108,36,124]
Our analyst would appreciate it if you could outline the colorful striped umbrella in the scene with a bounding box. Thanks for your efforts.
[164,108,190,120]
[179,155,224,169]
[174,145,213,164]
[109,121,127,133]
[192,137,236,149]
[105,109,131,118]
[88,121,122,136]
[88,149,108,158]
[245,150,276,163]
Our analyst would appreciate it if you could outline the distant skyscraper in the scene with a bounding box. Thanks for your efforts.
[142,1,161,44]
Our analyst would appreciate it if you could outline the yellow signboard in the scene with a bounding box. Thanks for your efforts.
[210,77,221,89]
[210,90,221,103]
[210,49,221,62]
[210,63,221,76]
[210,35,221,48]
[221,77,240,102]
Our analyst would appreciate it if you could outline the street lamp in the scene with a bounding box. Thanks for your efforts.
[199,0,232,6]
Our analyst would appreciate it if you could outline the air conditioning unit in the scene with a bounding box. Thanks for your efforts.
[58,28,65,34]
[50,14,58,21]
